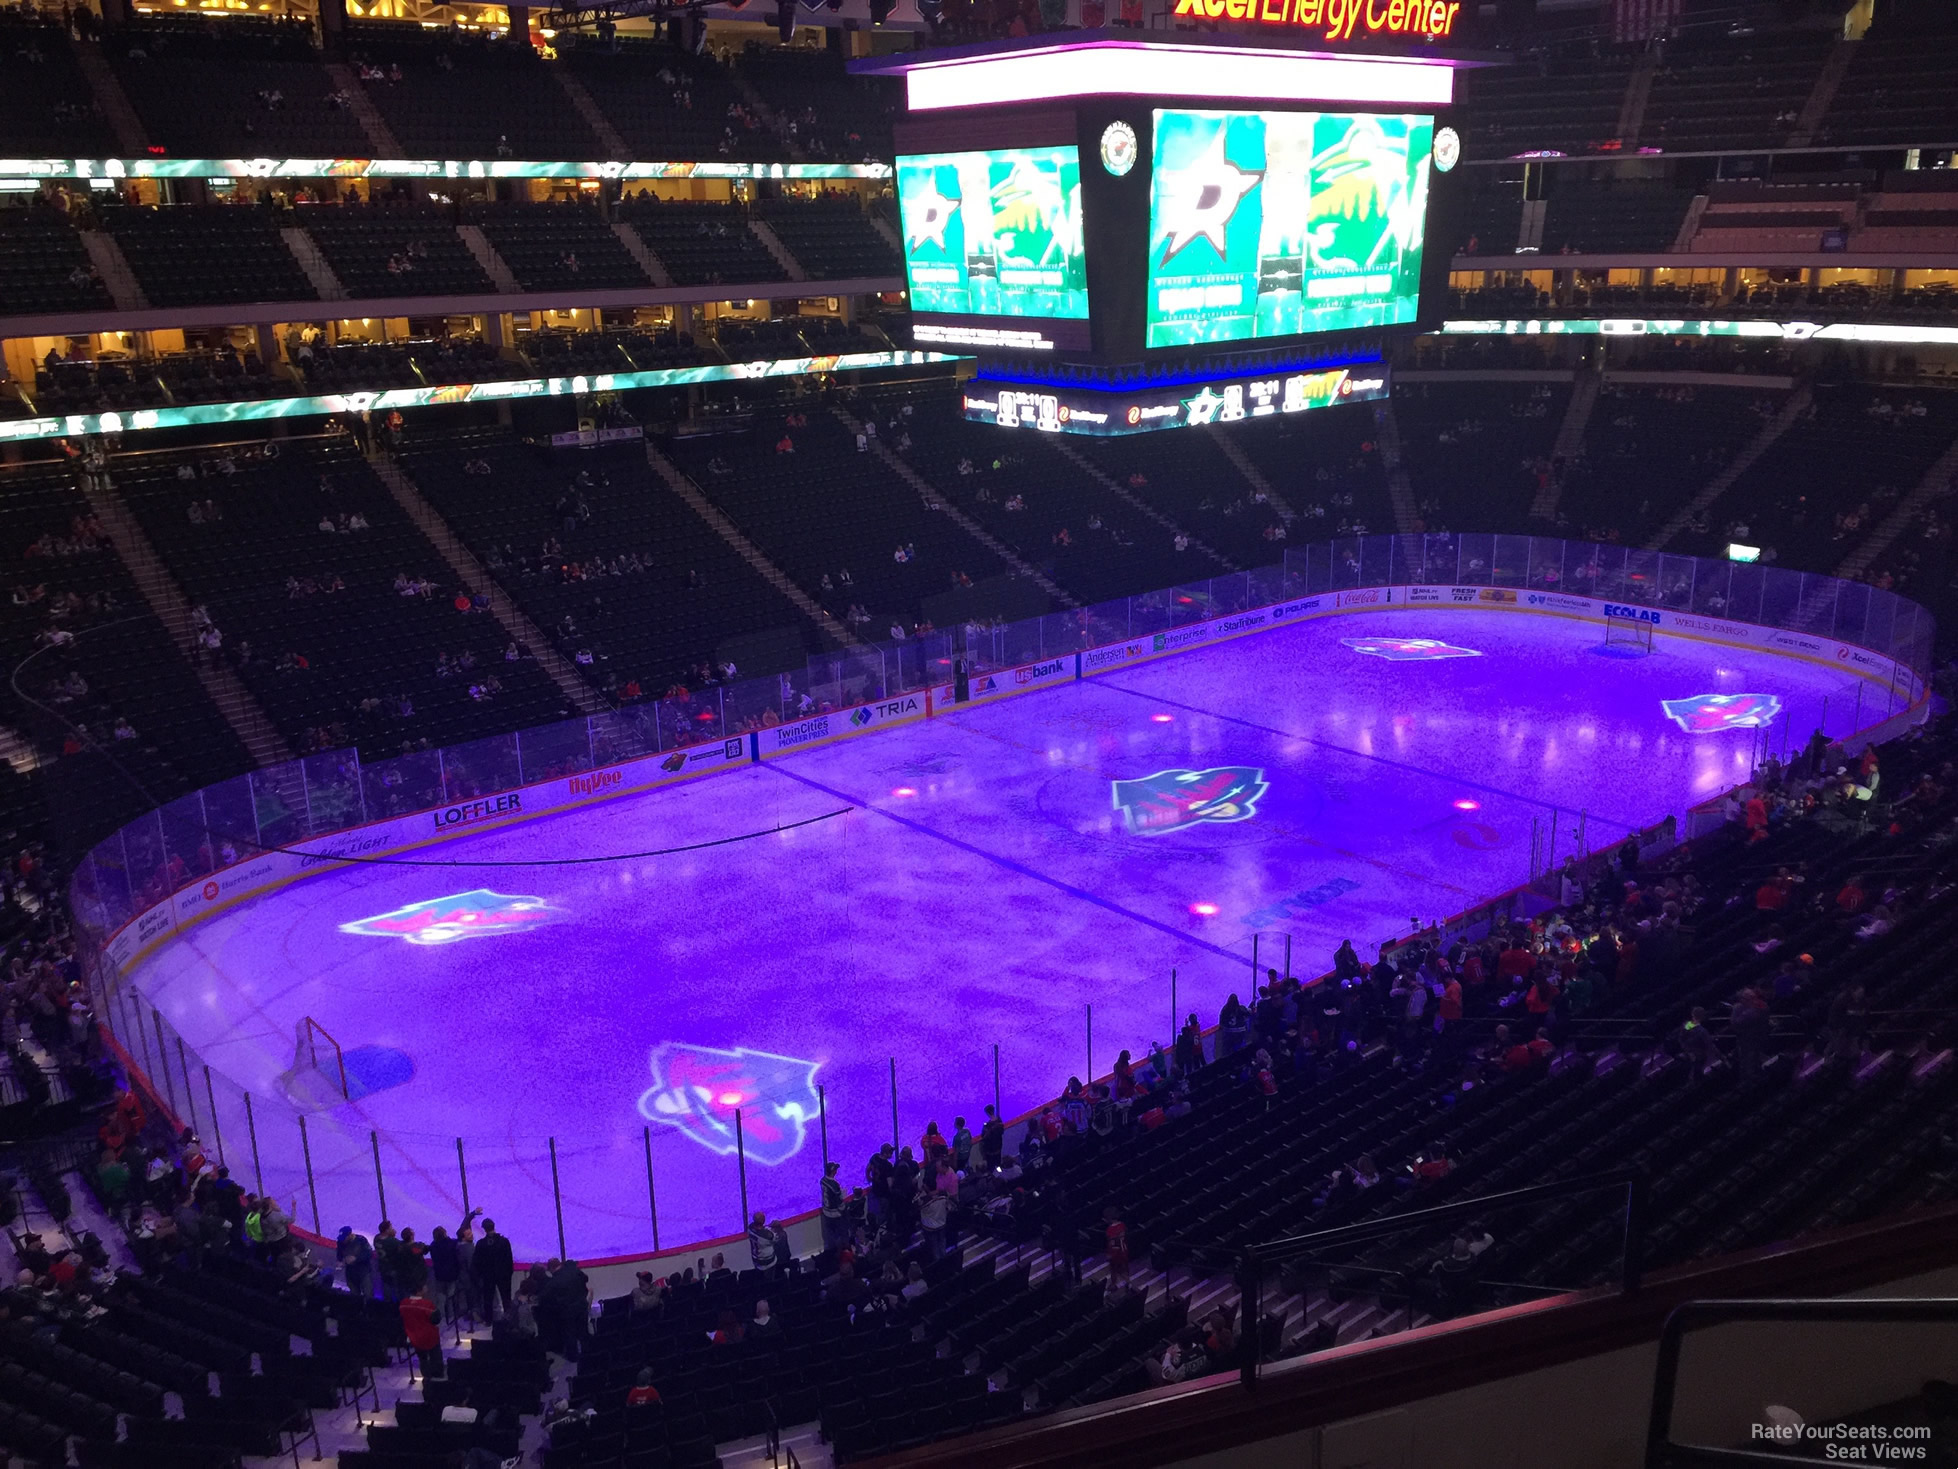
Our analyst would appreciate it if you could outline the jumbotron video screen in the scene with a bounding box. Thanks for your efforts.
[1145,109,1434,348]
[895,144,1089,324]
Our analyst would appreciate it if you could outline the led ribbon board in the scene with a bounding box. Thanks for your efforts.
[1440,319,1958,346]
[962,362,1387,435]
[0,350,962,444]
[0,157,892,181]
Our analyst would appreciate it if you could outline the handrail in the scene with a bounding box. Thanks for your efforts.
[1235,1167,1649,1389]
[1643,1297,1958,1468]
[852,1203,1958,1469]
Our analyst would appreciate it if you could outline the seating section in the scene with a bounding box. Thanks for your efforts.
[296,335,508,392]
[1639,31,1832,154]
[0,13,116,156]
[343,23,602,159]
[300,207,495,299]
[665,403,1011,629]
[112,439,571,756]
[1458,50,1636,162]
[871,386,1190,605]
[1816,27,1958,148]
[758,195,901,280]
[521,325,708,376]
[550,1256,1186,1468]
[561,38,768,161]
[0,464,250,845]
[736,45,898,162]
[1185,407,1393,561]
[400,428,813,698]
[617,197,788,287]
[1539,182,1694,255]
[1673,385,1958,569]
[520,710,1958,1463]
[0,210,113,318]
[1559,383,1791,546]
[1457,174,1525,257]
[467,202,653,292]
[100,205,317,309]
[1395,380,1571,531]
[1689,184,1861,256]
[107,15,368,158]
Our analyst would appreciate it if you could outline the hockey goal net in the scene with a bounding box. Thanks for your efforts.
[294,1016,349,1100]
[1603,611,1655,656]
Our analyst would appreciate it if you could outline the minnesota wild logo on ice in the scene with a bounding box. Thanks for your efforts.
[338,890,559,946]
[1112,766,1269,836]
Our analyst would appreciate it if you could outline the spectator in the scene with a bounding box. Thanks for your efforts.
[1731,987,1772,1079]
[337,1225,373,1300]
[820,1161,848,1251]
[1681,1007,1719,1073]
[747,1210,778,1274]
[428,1225,461,1323]
[473,1217,514,1320]
[400,1284,444,1381]
[630,1270,664,1315]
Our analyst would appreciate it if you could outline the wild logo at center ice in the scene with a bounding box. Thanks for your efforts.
[1112,766,1269,836]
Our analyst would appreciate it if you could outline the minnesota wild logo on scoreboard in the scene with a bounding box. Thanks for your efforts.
[1146,109,1432,349]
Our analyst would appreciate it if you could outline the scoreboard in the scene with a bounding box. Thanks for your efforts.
[857,28,1481,428]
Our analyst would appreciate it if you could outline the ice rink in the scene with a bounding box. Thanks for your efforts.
[124,607,1869,1259]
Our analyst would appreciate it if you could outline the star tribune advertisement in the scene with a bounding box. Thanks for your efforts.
[1145,109,1432,349]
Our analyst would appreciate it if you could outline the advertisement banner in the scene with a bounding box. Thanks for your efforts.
[933,654,1076,709]
[754,693,929,760]
[1081,604,1277,677]
[0,156,892,182]
[960,364,1389,437]
[0,351,962,445]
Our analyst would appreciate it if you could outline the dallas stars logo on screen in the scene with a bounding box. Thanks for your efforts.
[1145,109,1432,349]
[896,146,1088,322]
